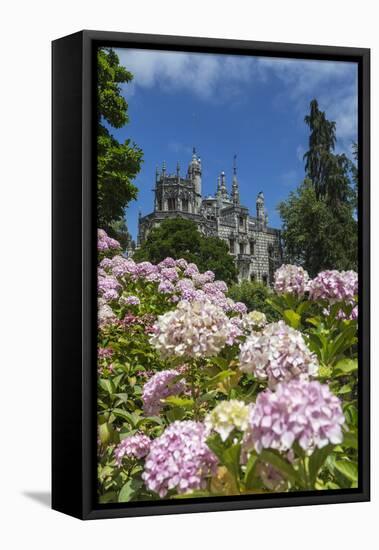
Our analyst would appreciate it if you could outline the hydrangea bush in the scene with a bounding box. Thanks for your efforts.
[97,233,358,503]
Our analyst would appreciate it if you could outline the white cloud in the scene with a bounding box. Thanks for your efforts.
[115,48,358,146]
[116,48,256,100]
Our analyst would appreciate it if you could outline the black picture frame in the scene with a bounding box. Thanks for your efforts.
[52,30,370,520]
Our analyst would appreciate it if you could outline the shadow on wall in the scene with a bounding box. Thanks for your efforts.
[22,491,51,508]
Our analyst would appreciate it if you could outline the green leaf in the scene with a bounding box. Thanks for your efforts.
[118,479,143,503]
[260,450,301,487]
[99,378,114,394]
[283,309,301,329]
[211,357,230,370]
[296,301,311,316]
[343,431,358,450]
[114,392,128,404]
[207,370,235,386]
[98,422,116,445]
[166,407,186,422]
[334,358,358,375]
[112,408,139,426]
[334,460,358,482]
[244,454,259,489]
[309,445,333,486]
[336,384,353,395]
[98,491,117,503]
[222,444,241,483]
[206,435,241,485]
[163,396,194,408]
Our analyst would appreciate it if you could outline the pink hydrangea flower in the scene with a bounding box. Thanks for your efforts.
[97,229,121,251]
[120,295,140,306]
[239,320,318,387]
[274,264,310,296]
[158,257,177,268]
[308,270,358,303]
[142,369,186,416]
[242,379,345,456]
[114,434,151,466]
[142,421,218,497]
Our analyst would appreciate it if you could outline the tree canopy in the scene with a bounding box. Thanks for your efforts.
[278,99,357,277]
[228,280,280,321]
[133,218,238,285]
[97,48,143,229]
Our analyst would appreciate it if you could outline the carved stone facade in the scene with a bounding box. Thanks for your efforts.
[137,149,282,283]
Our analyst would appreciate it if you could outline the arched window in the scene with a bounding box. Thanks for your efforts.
[167,198,176,211]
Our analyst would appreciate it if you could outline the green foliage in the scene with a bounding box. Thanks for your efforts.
[107,218,133,251]
[134,218,238,285]
[278,179,357,277]
[97,48,143,228]
[278,99,358,277]
[228,280,280,321]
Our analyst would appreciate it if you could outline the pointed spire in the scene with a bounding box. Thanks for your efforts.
[162,160,166,177]
[220,171,228,197]
[155,166,159,182]
[231,154,240,205]
[216,175,221,196]
[176,161,180,177]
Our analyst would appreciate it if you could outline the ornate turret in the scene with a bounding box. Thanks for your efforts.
[256,191,265,222]
[188,146,202,212]
[220,171,228,198]
[231,155,240,205]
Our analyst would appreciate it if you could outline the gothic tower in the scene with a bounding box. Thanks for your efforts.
[188,147,202,213]
[256,191,265,223]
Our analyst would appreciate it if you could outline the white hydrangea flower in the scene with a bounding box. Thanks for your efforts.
[242,310,267,331]
[274,264,310,296]
[149,300,232,358]
[205,400,249,441]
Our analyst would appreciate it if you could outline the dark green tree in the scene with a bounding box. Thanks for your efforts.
[97,48,143,229]
[107,218,133,251]
[134,218,238,284]
[304,99,353,209]
[277,100,358,277]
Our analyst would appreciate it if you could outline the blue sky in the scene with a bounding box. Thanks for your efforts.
[111,48,358,241]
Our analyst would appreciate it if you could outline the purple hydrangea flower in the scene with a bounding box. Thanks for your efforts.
[142,369,186,416]
[160,267,179,282]
[142,421,218,497]
[158,257,177,268]
[239,320,318,387]
[232,301,248,315]
[97,229,121,251]
[175,258,188,270]
[120,295,140,306]
[184,263,200,278]
[114,434,151,466]
[158,280,175,294]
[98,275,121,301]
[98,347,114,359]
[242,379,345,456]
[274,264,310,296]
[308,270,358,303]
